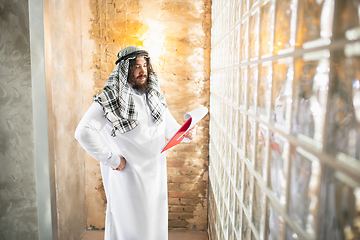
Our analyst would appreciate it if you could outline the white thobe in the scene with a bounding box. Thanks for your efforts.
[75,90,184,240]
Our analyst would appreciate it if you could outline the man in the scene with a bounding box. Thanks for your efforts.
[75,46,194,240]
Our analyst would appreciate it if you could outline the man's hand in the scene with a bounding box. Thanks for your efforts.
[112,156,126,171]
[184,126,196,140]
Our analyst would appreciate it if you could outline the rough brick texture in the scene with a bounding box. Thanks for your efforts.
[87,0,211,232]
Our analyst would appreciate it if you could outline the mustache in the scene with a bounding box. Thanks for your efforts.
[136,74,147,79]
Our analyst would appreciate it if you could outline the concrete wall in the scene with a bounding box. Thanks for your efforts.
[85,0,211,231]
[0,0,38,239]
[45,0,87,239]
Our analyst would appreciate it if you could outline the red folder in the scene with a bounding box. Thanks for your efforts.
[161,106,208,153]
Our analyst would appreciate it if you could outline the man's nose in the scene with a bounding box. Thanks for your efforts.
[140,66,146,73]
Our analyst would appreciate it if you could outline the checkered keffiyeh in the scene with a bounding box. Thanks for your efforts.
[95,46,167,136]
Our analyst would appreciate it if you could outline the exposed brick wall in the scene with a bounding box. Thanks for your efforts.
[87,0,211,231]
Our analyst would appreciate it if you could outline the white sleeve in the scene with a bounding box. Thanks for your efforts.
[164,108,191,143]
[74,102,120,168]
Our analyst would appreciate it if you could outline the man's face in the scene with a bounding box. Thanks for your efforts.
[129,56,148,91]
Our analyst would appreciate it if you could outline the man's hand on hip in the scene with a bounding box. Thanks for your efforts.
[112,156,126,171]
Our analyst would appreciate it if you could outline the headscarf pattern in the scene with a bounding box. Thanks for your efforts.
[95,46,167,136]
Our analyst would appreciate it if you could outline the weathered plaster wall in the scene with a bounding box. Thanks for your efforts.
[85,0,211,231]
[0,0,38,239]
[46,0,87,238]
[80,0,102,231]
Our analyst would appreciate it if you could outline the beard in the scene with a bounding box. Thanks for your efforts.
[128,74,148,92]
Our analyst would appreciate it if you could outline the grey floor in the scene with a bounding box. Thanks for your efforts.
[80,230,208,240]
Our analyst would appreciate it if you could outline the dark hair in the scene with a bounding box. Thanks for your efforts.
[128,57,155,78]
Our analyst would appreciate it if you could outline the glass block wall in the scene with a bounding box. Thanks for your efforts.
[208,0,360,240]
